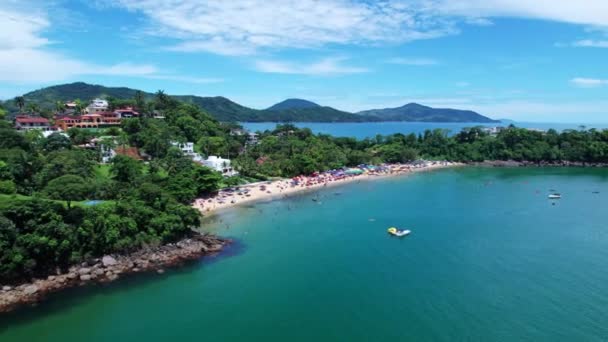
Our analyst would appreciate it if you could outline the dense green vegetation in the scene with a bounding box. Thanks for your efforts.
[2,82,496,123]
[357,102,499,123]
[236,125,608,178]
[0,97,233,283]
[2,86,608,283]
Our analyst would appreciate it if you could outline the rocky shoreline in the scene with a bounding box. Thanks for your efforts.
[0,233,229,314]
[471,160,608,168]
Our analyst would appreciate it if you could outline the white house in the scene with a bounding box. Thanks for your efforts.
[100,145,117,164]
[247,132,259,145]
[202,156,237,177]
[42,129,68,138]
[172,141,195,155]
[86,98,109,114]
[14,115,50,131]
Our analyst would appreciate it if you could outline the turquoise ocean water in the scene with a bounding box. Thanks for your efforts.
[242,121,608,139]
[2,167,608,341]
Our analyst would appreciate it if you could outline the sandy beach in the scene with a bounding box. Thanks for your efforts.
[194,161,462,215]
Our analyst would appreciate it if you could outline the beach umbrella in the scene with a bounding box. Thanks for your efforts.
[345,168,364,175]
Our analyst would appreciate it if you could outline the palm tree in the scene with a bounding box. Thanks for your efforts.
[15,96,25,113]
[74,99,85,114]
[27,103,40,114]
[117,131,129,149]
[134,90,145,112]
[55,101,65,114]
[155,90,169,109]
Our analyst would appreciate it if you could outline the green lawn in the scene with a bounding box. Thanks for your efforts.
[0,194,33,210]
[94,164,111,181]
[0,194,114,210]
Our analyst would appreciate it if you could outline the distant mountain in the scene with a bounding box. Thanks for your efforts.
[5,83,497,123]
[267,99,320,111]
[264,99,367,122]
[263,106,368,122]
[176,95,265,122]
[6,83,367,122]
[4,82,142,110]
[357,103,498,123]
[498,118,516,124]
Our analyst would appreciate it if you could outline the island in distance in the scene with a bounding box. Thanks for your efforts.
[7,82,499,123]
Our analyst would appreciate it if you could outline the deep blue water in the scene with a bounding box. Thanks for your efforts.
[242,122,608,139]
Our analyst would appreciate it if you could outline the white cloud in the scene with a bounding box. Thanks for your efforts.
[102,0,608,57]
[0,4,218,84]
[254,57,368,76]
[570,77,608,88]
[143,75,224,84]
[0,7,49,49]
[105,0,457,55]
[572,39,608,48]
[167,38,257,56]
[436,1,608,27]
[465,17,494,26]
[385,57,439,66]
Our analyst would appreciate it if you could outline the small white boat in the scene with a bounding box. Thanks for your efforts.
[387,227,411,237]
[548,194,561,199]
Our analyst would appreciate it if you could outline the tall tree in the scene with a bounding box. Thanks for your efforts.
[110,155,142,183]
[44,175,90,208]
[134,90,145,112]
[74,99,85,114]
[26,103,40,114]
[14,96,25,112]
[55,101,65,114]
[155,90,170,109]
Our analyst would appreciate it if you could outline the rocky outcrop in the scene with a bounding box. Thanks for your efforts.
[0,233,229,314]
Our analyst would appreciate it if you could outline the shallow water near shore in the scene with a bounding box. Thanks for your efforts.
[2,167,608,341]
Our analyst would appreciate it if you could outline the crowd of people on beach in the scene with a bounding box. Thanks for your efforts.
[194,160,457,214]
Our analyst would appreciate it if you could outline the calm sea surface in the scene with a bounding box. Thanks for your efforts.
[243,122,608,139]
[2,167,608,341]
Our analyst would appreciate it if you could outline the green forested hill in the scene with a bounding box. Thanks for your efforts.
[3,82,496,123]
[357,103,499,123]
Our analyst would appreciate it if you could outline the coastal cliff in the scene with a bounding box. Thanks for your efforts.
[0,233,229,314]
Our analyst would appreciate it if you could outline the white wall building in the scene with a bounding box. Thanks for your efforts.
[86,98,109,114]
[172,142,195,155]
[202,156,237,177]
[42,130,68,138]
[100,145,117,164]
[247,132,259,145]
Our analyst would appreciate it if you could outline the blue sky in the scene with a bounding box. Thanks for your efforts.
[1,0,608,122]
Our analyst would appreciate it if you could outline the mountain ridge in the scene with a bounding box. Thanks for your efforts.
[267,98,321,111]
[4,82,498,123]
[357,102,499,123]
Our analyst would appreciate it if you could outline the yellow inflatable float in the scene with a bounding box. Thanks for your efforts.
[387,227,411,237]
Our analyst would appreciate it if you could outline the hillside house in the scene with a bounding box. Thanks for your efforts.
[114,108,139,118]
[172,141,195,154]
[86,98,109,114]
[202,156,237,177]
[14,115,50,131]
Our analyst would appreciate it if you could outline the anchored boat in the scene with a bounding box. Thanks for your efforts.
[387,227,411,237]
[548,193,561,199]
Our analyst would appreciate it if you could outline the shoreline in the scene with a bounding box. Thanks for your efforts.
[0,233,229,314]
[195,161,463,215]
[471,160,608,168]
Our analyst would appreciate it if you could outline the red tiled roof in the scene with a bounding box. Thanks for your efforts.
[15,116,49,124]
[55,115,81,120]
[115,146,143,160]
